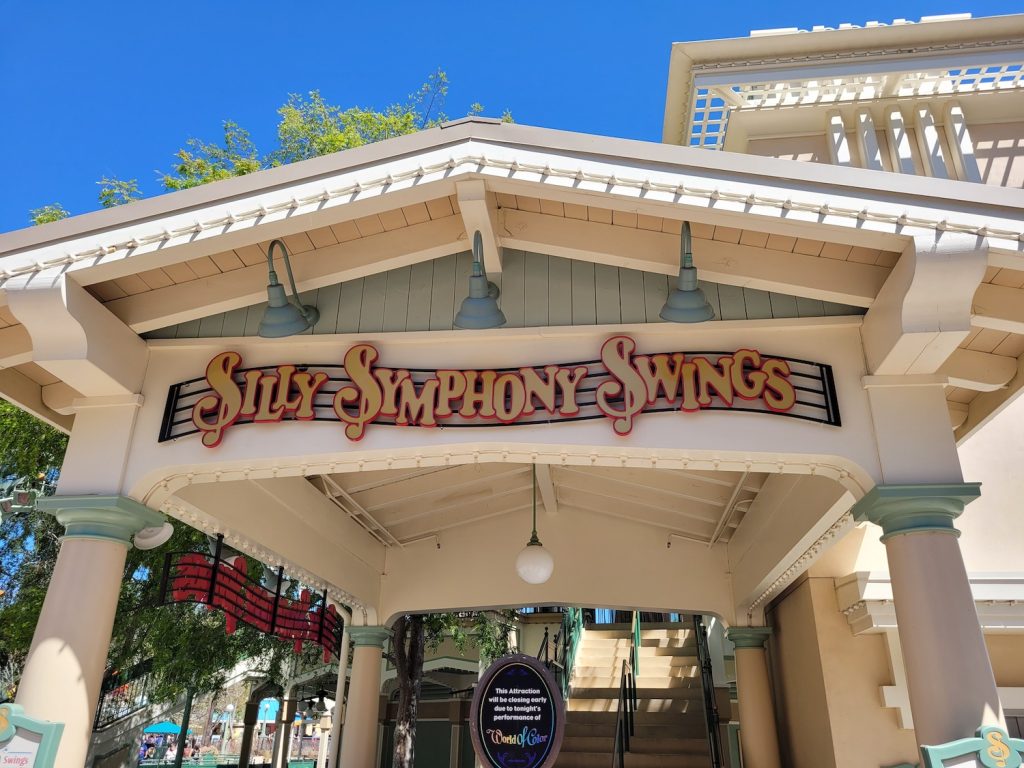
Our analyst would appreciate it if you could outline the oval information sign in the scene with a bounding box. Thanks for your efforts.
[470,654,565,768]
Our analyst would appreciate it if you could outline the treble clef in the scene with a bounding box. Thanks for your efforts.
[987,731,1013,768]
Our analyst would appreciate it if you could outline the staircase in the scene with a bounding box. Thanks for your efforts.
[557,623,713,767]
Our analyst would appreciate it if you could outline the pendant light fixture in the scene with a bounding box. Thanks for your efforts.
[515,465,554,584]
[258,239,321,337]
[454,231,506,329]
[660,221,715,323]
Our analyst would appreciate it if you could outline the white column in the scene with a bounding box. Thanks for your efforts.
[854,108,885,170]
[15,497,164,768]
[826,111,854,166]
[340,627,389,768]
[886,108,918,175]
[943,101,983,183]
[914,105,951,179]
[317,717,331,768]
[328,627,351,767]
[725,627,781,768]
[853,484,1004,748]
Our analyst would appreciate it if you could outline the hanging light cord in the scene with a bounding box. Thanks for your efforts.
[529,464,541,546]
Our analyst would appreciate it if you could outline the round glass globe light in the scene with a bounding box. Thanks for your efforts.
[515,543,554,584]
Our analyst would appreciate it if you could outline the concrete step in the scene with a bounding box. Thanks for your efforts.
[576,648,698,661]
[562,736,711,755]
[565,710,704,727]
[555,751,711,767]
[580,637,696,649]
[571,684,702,700]
[573,665,699,679]
[572,675,702,689]
[567,697,704,713]
[565,721,708,740]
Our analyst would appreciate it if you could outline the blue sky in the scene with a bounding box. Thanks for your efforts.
[1,0,1020,233]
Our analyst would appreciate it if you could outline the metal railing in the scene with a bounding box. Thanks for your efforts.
[556,607,584,699]
[693,615,724,768]
[94,659,155,729]
[156,535,343,661]
[612,612,640,768]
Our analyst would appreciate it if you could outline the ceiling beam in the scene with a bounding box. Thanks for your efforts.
[0,323,32,368]
[535,464,558,517]
[499,208,888,307]
[939,348,1018,392]
[0,368,73,433]
[973,282,1024,335]
[456,180,502,274]
[103,215,467,333]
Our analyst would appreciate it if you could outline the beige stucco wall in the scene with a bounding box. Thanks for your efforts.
[987,635,1024,690]
[746,134,829,163]
[767,578,836,768]
[768,578,919,768]
[957,392,1024,572]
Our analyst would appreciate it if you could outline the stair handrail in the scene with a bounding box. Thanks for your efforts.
[556,607,584,699]
[611,655,637,768]
[693,615,724,768]
[631,610,641,679]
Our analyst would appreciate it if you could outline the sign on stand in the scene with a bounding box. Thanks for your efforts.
[470,654,564,768]
[0,704,64,768]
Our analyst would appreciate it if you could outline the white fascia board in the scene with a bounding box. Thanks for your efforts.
[693,46,1024,89]
[2,123,1022,295]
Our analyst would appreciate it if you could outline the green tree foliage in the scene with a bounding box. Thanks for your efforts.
[97,177,142,208]
[28,204,69,226]
[162,121,263,191]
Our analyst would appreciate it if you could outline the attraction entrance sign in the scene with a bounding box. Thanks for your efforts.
[162,335,841,446]
[470,654,565,768]
[0,704,64,768]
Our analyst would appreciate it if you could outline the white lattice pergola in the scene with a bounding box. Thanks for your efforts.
[673,18,1024,149]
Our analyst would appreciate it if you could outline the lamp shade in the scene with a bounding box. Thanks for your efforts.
[259,283,318,338]
[515,542,554,584]
[659,267,715,323]
[454,272,506,329]
[660,221,715,323]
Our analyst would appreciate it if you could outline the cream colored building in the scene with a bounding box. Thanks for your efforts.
[3,12,1024,768]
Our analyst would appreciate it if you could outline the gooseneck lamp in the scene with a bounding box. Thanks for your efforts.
[659,221,715,323]
[258,239,321,338]
[515,465,554,584]
[454,231,506,330]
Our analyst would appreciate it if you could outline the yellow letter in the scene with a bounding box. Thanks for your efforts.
[192,352,244,447]
[596,336,646,434]
[762,358,796,411]
[332,344,384,440]
[731,350,768,400]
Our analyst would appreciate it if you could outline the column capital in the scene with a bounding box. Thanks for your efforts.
[726,626,772,649]
[852,483,981,541]
[348,626,391,648]
[36,495,165,546]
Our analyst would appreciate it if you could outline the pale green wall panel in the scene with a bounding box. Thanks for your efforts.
[382,266,411,332]
[594,263,622,325]
[523,251,550,327]
[144,247,866,339]
[405,260,435,331]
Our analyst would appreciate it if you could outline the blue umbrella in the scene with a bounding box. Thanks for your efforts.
[144,721,184,735]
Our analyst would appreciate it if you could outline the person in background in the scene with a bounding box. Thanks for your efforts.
[165,743,178,764]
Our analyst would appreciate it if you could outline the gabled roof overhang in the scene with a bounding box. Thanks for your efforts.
[2,118,1021,289]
